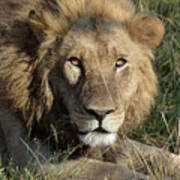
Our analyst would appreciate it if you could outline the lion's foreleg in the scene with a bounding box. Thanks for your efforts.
[0,123,9,167]
[112,138,180,176]
[0,104,50,171]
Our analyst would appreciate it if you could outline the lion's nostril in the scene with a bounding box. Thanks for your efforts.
[86,108,114,122]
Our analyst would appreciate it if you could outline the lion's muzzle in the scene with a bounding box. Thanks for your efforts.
[72,108,125,147]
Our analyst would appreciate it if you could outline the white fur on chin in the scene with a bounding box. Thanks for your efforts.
[79,132,117,147]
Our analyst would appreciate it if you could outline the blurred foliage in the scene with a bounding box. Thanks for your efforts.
[132,0,180,152]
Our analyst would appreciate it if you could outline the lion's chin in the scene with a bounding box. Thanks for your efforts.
[79,132,117,147]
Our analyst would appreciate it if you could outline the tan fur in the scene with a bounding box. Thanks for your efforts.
[0,0,164,167]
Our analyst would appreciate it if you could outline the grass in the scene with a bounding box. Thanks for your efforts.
[131,0,180,177]
[133,0,180,150]
[0,0,180,179]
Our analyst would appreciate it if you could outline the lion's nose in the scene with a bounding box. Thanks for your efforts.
[86,108,114,123]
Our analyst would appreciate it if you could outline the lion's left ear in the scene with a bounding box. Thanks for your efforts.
[28,10,48,42]
[28,10,60,42]
[128,14,164,49]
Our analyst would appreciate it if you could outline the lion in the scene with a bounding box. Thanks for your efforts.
[0,0,164,173]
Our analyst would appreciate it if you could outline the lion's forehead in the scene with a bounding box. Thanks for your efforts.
[62,27,138,64]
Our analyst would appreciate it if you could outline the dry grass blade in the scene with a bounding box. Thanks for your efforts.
[176,117,180,154]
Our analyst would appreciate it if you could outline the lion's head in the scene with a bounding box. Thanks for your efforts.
[0,0,164,147]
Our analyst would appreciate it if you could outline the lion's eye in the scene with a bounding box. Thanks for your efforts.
[68,57,81,66]
[115,58,127,68]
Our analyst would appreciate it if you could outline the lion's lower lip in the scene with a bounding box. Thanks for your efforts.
[79,127,109,135]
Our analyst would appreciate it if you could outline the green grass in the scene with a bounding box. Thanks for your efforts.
[132,0,180,177]
[133,0,180,150]
[0,0,180,179]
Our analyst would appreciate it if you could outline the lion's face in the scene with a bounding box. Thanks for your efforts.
[49,19,141,147]
[9,0,163,148]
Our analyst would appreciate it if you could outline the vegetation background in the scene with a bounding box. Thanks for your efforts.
[133,0,180,153]
[0,0,179,179]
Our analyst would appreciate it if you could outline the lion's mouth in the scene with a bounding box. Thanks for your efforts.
[78,130,117,147]
[79,127,109,135]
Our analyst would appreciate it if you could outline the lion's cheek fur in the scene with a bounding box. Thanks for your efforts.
[102,112,125,133]
[63,61,81,85]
